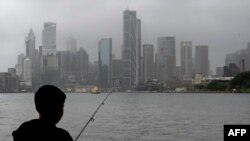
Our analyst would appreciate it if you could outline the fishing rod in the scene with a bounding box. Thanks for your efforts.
[74,90,112,141]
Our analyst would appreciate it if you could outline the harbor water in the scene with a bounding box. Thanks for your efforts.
[1,92,250,141]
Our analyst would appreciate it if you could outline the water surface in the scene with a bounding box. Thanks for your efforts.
[1,93,250,141]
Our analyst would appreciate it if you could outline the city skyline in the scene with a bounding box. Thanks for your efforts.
[1,0,250,73]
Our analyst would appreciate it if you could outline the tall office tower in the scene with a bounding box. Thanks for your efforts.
[122,9,137,89]
[25,29,35,59]
[42,22,56,55]
[23,58,32,87]
[112,59,123,87]
[76,47,89,84]
[99,38,112,88]
[67,37,77,52]
[41,55,59,85]
[156,37,176,83]
[181,41,192,80]
[25,29,41,89]
[195,45,209,76]
[143,44,154,82]
[135,18,141,85]
[15,53,25,78]
[41,22,59,85]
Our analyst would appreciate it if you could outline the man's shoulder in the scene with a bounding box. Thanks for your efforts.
[55,127,73,140]
[12,119,73,141]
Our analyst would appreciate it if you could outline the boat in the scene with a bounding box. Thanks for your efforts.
[90,86,101,94]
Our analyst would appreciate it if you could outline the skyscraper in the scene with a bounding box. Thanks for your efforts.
[98,38,112,88]
[135,18,141,85]
[143,44,154,82]
[181,41,192,80]
[42,22,56,56]
[76,47,89,84]
[156,37,176,83]
[23,58,32,87]
[122,9,137,89]
[15,53,25,79]
[25,29,35,59]
[195,45,209,76]
[41,22,59,85]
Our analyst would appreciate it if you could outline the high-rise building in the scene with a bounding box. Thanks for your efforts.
[112,59,123,88]
[41,55,59,85]
[15,53,25,79]
[42,22,56,56]
[143,44,154,82]
[156,37,176,83]
[25,29,35,59]
[25,29,41,89]
[41,22,59,86]
[0,72,19,92]
[122,10,137,89]
[23,58,32,87]
[135,18,141,85]
[98,38,112,88]
[195,45,209,76]
[67,37,77,52]
[76,48,89,84]
[181,41,192,80]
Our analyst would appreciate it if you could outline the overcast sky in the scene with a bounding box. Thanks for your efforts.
[0,0,250,73]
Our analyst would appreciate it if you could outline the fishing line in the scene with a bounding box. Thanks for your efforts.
[74,91,112,141]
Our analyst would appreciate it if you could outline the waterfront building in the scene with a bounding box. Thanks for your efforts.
[195,45,209,76]
[135,18,142,85]
[112,59,123,88]
[156,37,176,83]
[15,53,25,79]
[25,29,41,89]
[41,55,59,86]
[122,9,137,89]
[25,29,35,59]
[98,38,112,88]
[0,72,19,92]
[142,44,154,82]
[181,41,192,80]
[23,58,32,87]
[225,43,250,72]
[42,22,56,56]
[41,22,59,86]
[216,67,224,77]
[223,64,240,77]
[76,48,89,84]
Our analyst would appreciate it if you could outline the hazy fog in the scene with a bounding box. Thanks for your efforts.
[0,0,250,72]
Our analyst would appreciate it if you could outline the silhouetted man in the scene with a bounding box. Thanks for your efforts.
[12,85,73,141]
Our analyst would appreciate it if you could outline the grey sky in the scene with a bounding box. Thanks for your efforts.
[0,0,250,73]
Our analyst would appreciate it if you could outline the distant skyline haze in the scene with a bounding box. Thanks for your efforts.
[0,0,250,72]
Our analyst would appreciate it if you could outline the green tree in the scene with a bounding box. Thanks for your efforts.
[230,71,250,92]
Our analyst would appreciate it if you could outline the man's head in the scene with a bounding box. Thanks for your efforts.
[35,85,66,124]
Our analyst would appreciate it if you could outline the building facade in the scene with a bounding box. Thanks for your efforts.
[195,45,209,76]
[42,22,56,56]
[98,38,112,88]
[135,18,141,85]
[142,44,154,82]
[41,22,59,85]
[181,41,192,80]
[156,37,176,83]
[122,10,137,89]
[23,58,32,87]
